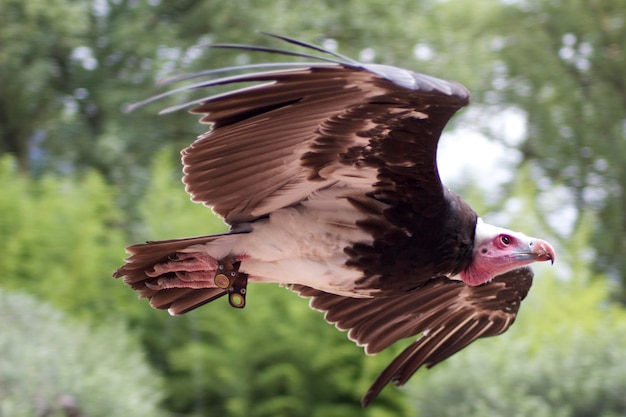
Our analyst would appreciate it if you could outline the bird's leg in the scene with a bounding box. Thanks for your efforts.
[144,253,249,308]
[147,251,216,275]
[215,257,249,309]
[213,257,242,288]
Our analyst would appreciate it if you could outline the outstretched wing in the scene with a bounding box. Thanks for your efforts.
[290,267,533,406]
[142,35,470,225]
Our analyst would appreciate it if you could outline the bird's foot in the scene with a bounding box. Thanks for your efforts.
[145,251,217,290]
[146,251,216,277]
[144,252,248,308]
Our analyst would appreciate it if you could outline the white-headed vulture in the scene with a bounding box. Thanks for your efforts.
[114,34,555,407]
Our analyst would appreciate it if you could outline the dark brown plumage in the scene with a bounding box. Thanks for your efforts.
[291,267,533,406]
[114,34,554,406]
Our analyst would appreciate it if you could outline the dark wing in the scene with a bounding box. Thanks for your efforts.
[145,35,469,225]
[290,267,534,407]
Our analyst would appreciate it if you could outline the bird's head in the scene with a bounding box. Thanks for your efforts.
[460,219,555,286]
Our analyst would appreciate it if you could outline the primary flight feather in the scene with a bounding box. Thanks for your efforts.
[114,34,555,407]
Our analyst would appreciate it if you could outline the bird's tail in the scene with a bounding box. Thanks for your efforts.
[113,233,247,315]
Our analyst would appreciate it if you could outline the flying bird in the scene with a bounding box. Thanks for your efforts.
[114,34,555,407]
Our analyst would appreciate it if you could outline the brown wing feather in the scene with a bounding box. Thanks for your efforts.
[291,267,533,407]
[181,63,469,225]
[117,39,473,311]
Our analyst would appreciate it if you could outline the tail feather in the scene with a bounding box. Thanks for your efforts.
[150,287,227,315]
[113,234,235,314]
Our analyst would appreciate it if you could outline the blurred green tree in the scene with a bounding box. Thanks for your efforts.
[0,288,165,417]
[162,285,412,417]
[0,155,140,319]
[466,0,626,299]
[3,1,626,415]
[0,0,87,171]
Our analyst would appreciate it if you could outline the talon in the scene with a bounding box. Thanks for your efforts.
[145,277,171,290]
[145,281,162,290]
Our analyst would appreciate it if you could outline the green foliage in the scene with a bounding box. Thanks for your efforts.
[409,271,626,417]
[0,288,165,417]
[2,2,626,415]
[473,0,626,297]
[161,285,411,417]
[0,155,142,319]
[137,148,228,240]
[0,0,87,169]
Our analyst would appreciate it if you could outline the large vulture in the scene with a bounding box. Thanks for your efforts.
[114,34,555,407]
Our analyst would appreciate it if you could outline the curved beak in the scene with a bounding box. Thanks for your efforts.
[513,238,556,265]
[532,238,556,264]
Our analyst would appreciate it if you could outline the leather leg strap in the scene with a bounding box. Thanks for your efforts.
[228,272,248,309]
[214,258,238,289]
[214,258,248,309]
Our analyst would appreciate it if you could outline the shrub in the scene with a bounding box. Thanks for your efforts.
[0,288,165,417]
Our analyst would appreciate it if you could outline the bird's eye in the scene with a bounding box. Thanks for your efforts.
[500,235,511,246]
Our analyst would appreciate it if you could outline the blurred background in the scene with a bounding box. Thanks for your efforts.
[1,0,626,416]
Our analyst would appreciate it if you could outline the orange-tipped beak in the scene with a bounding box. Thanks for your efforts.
[532,238,556,265]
